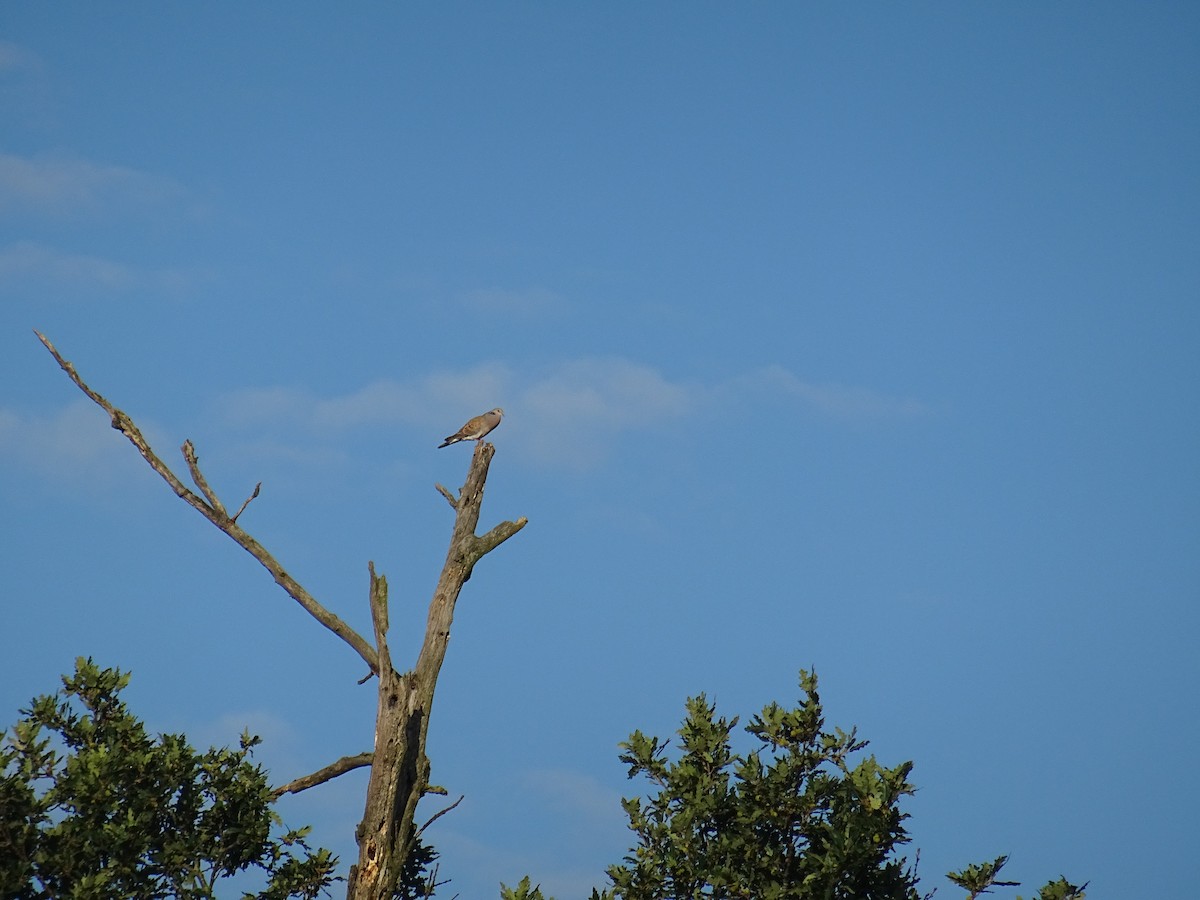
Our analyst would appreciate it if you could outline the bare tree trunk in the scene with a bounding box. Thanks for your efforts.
[348,442,524,899]
[35,332,527,899]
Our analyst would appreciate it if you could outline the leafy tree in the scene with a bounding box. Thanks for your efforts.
[505,671,1086,900]
[0,657,337,899]
[607,670,918,900]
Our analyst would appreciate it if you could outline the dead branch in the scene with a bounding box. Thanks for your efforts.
[34,330,379,676]
[368,561,393,677]
[272,752,374,798]
[182,439,226,515]
[474,518,529,557]
[434,483,457,509]
[416,794,464,837]
[231,482,261,523]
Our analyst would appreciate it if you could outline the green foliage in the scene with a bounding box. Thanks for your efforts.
[507,671,1087,900]
[948,854,1088,900]
[499,874,609,900]
[396,837,443,900]
[500,875,552,900]
[0,657,337,900]
[947,856,1020,898]
[605,670,919,900]
[1020,877,1088,900]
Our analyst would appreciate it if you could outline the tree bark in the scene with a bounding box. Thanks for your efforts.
[347,442,526,899]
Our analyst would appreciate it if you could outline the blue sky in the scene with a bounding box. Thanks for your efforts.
[2,3,1198,897]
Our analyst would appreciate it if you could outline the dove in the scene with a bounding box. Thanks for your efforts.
[438,408,504,448]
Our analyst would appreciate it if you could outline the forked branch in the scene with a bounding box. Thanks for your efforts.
[34,330,379,675]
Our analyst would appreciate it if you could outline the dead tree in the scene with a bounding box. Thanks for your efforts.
[36,331,528,900]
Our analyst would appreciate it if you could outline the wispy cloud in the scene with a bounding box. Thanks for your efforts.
[217,358,691,469]
[0,240,137,291]
[2,357,928,501]
[0,400,155,489]
[733,364,929,419]
[0,152,186,218]
[431,769,626,898]
[518,358,693,466]
[0,41,55,132]
[0,40,41,74]
[4,358,927,484]
[221,363,515,433]
[457,287,567,317]
[215,357,924,471]
[520,768,625,824]
[434,808,620,900]
[183,710,339,805]
[0,240,200,296]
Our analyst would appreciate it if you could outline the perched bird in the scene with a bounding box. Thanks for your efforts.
[438,408,504,448]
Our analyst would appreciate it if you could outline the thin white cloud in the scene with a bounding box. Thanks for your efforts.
[520,768,625,824]
[215,358,926,471]
[0,42,57,133]
[317,364,515,430]
[434,826,617,900]
[230,437,351,471]
[0,40,41,73]
[736,364,929,419]
[0,240,137,290]
[0,152,186,218]
[3,359,927,486]
[0,240,198,296]
[183,711,321,800]
[517,358,693,467]
[457,287,566,317]
[428,769,626,898]
[221,363,515,432]
[218,358,689,468]
[0,399,154,489]
[522,358,691,429]
[220,386,322,429]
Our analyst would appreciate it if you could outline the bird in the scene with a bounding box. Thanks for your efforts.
[438,408,504,448]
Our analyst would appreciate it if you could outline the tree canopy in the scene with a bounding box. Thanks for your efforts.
[504,670,1087,900]
[0,658,337,900]
[3,662,1089,900]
